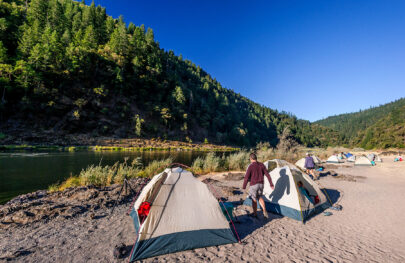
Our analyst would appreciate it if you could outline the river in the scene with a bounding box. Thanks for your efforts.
[0,151,213,204]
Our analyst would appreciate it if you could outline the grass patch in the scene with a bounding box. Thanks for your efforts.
[54,157,173,191]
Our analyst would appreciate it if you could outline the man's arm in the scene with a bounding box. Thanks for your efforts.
[242,165,252,189]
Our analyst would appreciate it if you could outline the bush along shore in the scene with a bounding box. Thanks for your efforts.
[0,143,239,153]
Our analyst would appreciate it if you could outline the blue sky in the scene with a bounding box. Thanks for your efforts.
[89,0,405,121]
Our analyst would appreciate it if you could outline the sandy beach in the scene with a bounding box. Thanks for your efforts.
[1,156,405,262]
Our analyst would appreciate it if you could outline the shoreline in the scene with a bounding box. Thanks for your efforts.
[0,139,239,153]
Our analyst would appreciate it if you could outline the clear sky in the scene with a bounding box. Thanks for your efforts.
[88,0,405,122]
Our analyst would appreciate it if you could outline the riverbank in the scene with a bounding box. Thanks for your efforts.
[0,137,239,152]
[1,156,404,262]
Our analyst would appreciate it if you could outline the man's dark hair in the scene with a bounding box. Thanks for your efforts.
[249,153,257,160]
[297,181,303,186]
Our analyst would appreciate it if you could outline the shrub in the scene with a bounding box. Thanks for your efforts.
[191,156,205,174]
[58,176,81,190]
[48,183,60,193]
[138,157,173,178]
[227,151,250,170]
[203,152,222,173]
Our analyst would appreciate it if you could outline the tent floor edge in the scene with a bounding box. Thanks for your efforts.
[130,228,237,261]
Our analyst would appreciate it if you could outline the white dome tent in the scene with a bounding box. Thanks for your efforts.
[244,164,331,222]
[129,167,237,261]
[355,156,373,166]
[327,155,344,163]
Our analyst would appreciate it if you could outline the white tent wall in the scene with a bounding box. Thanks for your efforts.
[355,156,373,166]
[327,155,343,163]
[312,156,322,164]
[130,168,237,261]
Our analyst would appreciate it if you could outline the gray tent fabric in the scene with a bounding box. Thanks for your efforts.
[129,167,237,261]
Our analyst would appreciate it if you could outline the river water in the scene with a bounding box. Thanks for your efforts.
[0,151,212,204]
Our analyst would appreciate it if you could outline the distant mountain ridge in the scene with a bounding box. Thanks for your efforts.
[315,98,405,148]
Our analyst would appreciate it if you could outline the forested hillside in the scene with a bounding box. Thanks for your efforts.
[316,98,405,148]
[0,0,339,147]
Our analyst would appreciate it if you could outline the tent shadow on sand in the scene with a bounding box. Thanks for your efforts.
[233,211,283,240]
[323,188,341,204]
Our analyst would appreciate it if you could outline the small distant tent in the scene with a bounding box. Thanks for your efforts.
[367,153,382,162]
[295,156,321,170]
[366,153,375,161]
[355,156,373,166]
[312,155,322,164]
[327,155,343,163]
[244,165,330,222]
[347,155,356,162]
[129,167,237,261]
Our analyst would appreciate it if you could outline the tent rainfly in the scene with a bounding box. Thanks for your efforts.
[327,155,344,163]
[244,165,330,222]
[355,156,373,166]
[129,167,237,261]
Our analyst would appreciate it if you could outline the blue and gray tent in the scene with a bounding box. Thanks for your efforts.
[129,167,237,261]
[244,165,331,222]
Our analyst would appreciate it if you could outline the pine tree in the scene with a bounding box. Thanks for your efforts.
[107,20,128,55]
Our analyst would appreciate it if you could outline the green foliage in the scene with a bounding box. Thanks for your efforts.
[316,98,405,149]
[133,114,144,136]
[0,0,339,148]
[56,157,172,190]
[227,151,250,170]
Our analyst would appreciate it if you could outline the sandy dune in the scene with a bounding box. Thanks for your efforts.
[1,157,405,262]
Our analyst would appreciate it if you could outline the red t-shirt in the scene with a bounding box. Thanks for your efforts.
[243,161,274,189]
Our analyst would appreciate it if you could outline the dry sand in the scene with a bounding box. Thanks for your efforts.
[1,156,405,262]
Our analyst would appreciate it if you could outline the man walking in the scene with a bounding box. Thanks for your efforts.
[243,153,274,218]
